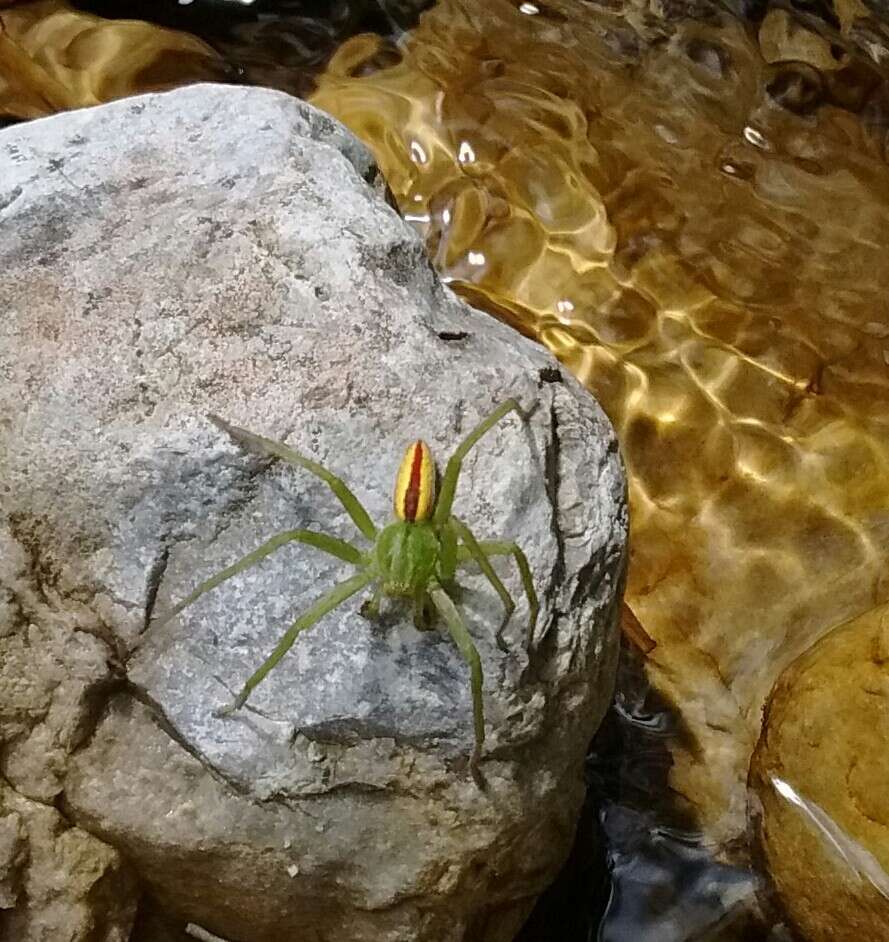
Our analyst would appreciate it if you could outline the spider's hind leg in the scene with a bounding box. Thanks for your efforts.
[433,399,524,526]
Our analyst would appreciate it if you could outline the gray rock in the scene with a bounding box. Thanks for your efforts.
[0,84,627,941]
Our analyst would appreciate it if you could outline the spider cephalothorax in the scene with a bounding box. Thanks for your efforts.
[158,400,538,785]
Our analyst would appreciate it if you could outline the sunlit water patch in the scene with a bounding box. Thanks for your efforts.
[0,0,431,119]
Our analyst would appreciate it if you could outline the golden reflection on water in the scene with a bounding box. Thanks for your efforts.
[310,0,889,843]
[0,0,229,118]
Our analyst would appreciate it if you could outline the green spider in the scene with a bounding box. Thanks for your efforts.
[158,399,539,784]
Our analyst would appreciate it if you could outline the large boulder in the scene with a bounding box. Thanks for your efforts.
[0,84,627,941]
[749,601,889,941]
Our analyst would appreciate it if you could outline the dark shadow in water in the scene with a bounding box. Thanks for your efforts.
[515,784,609,941]
[519,640,766,941]
[70,0,434,97]
[130,896,191,941]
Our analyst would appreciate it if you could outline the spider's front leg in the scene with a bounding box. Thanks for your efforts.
[431,399,538,653]
[217,568,376,715]
[210,415,378,541]
[433,398,525,527]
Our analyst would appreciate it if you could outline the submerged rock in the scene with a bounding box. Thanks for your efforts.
[0,0,231,120]
[0,84,627,941]
[749,601,889,942]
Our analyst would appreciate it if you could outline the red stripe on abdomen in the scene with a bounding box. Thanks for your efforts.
[403,442,424,521]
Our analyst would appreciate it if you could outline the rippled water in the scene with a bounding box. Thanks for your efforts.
[0,0,430,118]
[3,0,889,938]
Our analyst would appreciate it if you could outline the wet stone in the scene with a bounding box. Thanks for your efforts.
[750,602,889,942]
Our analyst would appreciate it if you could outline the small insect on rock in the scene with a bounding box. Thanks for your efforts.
[157,399,539,787]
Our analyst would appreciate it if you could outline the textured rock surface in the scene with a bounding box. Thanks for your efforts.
[749,601,889,941]
[0,522,116,803]
[0,781,137,941]
[0,84,627,941]
[0,435,135,938]
[0,803,25,909]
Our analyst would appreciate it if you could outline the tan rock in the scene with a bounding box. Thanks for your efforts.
[749,602,889,941]
[0,521,117,803]
[0,781,138,941]
[0,806,25,909]
[758,9,849,70]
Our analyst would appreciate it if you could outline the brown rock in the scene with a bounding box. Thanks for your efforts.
[0,521,118,803]
[0,806,26,909]
[0,781,138,941]
[749,602,889,941]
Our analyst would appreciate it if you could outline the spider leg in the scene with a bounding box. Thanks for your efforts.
[217,569,375,715]
[209,415,377,541]
[429,581,486,789]
[412,590,435,630]
[433,399,524,526]
[437,516,459,585]
[158,530,364,627]
[457,540,539,650]
[360,584,384,621]
[450,518,515,654]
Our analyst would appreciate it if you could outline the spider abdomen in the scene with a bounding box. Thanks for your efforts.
[394,440,435,522]
[376,520,440,596]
